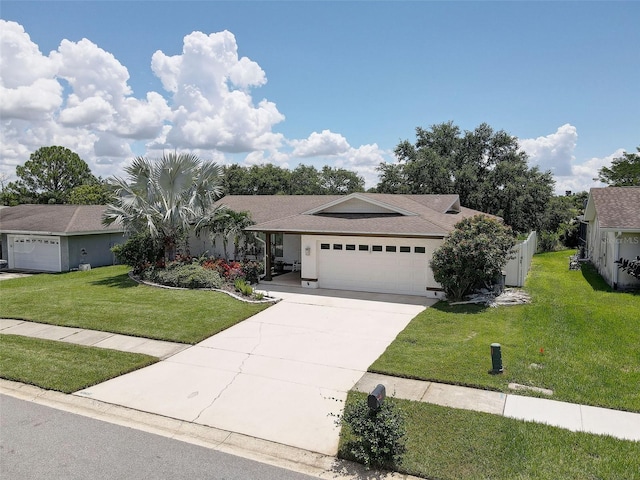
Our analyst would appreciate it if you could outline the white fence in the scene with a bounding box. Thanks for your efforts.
[504,231,537,287]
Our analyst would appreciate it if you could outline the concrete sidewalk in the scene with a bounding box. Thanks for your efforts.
[355,372,640,442]
[0,319,189,360]
[3,318,639,446]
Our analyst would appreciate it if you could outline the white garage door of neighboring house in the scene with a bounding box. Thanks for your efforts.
[317,239,430,295]
[9,235,62,272]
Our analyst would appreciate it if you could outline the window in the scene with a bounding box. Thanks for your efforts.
[273,233,284,257]
[346,244,356,251]
[400,246,411,253]
[372,245,383,252]
[358,245,369,251]
[386,245,397,252]
[321,243,330,250]
[333,244,343,250]
[414,246,426,254]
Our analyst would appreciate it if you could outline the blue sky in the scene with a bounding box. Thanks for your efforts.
[1,1,638,194]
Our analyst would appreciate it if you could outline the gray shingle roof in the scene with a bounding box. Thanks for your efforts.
[587,187,640,229]
[0,204,123,235]
[214,193,490,237]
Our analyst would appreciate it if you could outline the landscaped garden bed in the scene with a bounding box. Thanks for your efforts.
[135,255,271,302]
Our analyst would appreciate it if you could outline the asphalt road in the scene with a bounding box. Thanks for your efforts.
[0,394,319,480]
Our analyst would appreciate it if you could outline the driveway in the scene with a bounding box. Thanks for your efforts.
[76,289,432,455]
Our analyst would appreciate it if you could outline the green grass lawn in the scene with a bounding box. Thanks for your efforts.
[339,392,640,480]
[370,250,640,412]
[0,335,157,393]
[0,265,269,344]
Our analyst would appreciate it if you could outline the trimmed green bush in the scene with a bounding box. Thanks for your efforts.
[111,232,163,273]
[337,397,407,469]
[430,214,515,301]
[143,263,223,289]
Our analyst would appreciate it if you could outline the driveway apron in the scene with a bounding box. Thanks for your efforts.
[75,291,429,455]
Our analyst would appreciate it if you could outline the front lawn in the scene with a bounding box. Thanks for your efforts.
[0,335,157,393]
[339,392,640,480]
[0,266,269,344]
[370,250,640,412]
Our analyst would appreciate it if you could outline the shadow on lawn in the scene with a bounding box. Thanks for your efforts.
[580,262,613,292]
[90,273,138,289]
[431,300,490,314]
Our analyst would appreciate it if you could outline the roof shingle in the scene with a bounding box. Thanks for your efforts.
[588,187,640,229]
[0,204,122,235]
[214,193,491,237]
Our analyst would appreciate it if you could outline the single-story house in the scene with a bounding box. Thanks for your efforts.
[194,193,493,298]
[0,204,124,272]
[583,187,640,290]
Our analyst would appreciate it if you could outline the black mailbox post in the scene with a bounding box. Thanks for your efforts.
[368,384,386,410]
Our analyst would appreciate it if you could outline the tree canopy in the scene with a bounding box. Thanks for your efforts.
[6,146,97,204]
[595,147,640,186]
[377,122,554,233]
[222,163,364,195]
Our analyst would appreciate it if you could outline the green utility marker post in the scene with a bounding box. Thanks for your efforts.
[490,343,503,374]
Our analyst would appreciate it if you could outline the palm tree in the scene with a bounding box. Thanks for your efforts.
[103,152,224,262]
[226,210,255,260]
[199,209,255,260]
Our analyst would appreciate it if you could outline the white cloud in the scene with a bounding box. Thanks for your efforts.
[291,130,350,157]
[0,20,172,181]
[335,144,389,189]
[519,124,623,195]
[519,124,577,176]
[151,30,284,153]
[0,21,56,87]
[554,149,622,194]
[0,21,394,190]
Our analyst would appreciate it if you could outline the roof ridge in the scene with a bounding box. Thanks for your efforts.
[66,205,82,233]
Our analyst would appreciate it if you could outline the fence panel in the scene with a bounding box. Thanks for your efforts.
[504,231,537,287]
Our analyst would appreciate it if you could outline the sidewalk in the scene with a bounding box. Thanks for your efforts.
[0,319,189,360]
[2,319,639,443]
[354,372,640,442]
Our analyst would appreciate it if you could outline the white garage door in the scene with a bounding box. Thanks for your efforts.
[9,235,62,272]
[318,239,429,295]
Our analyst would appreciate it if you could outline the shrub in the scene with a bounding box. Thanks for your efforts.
[234,278,253,296]
[241,260,263,284]
[338,397,407,469]
[430,214,516,301]
[111,232,163,274]
[142,263,223,289]
[538,230,560,252]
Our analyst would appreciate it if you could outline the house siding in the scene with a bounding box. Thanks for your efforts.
[67,234,124,270]
[587,219,640,290]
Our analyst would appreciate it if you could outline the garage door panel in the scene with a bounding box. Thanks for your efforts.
[318,242,428,295]
[10,235,61,272]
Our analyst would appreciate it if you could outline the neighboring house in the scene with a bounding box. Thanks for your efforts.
[0,204,124,272]
[194,193,492,298]
[583,187,640,290]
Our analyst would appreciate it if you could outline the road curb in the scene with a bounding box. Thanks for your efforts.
[0,379,420,480]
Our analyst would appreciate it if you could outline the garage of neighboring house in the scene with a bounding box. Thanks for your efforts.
[207,193,491,298]
[0,204,124,272]
[8,235,62,271]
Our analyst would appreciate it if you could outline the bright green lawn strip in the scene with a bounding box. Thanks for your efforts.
[0,265,269,344]
[370,251,640,412]
[0,334,157,393]
[339,392,640,480]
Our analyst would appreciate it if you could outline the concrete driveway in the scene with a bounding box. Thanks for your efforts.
[76,289,432,455]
